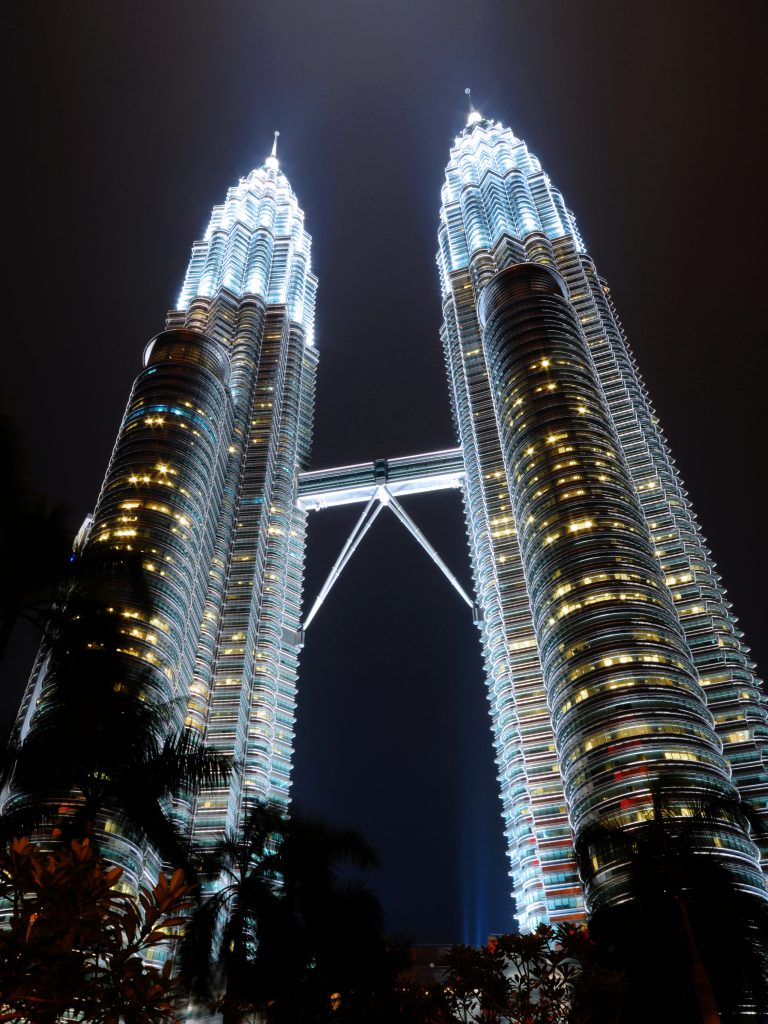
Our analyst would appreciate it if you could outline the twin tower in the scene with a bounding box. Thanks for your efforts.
[17,109,768,929]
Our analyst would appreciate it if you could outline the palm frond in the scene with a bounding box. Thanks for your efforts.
[141,732,233,796]
[179,886,232,999]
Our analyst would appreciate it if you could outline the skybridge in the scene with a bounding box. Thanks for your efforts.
[297,447,465,510]
[297,448,477,631]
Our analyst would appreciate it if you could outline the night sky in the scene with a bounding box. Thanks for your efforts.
[4,1,767,944]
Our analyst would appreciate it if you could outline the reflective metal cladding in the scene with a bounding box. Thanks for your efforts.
[11,150,318,890]
[438,111,768,927]
[8,109,768,932]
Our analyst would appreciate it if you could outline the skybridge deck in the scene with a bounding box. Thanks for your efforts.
[297,447,465,510]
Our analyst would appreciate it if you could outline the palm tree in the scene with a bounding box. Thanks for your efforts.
[0,413,73,666]
[575,780,768,1024]
[0,545,231,878]
[182,801,395,1024]
[181,801,286,1024]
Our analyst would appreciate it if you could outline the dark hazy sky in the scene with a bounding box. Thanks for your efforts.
[4,1,767,943]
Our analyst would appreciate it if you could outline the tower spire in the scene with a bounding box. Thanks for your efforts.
[266,130,280,169]
[465,87,482,126]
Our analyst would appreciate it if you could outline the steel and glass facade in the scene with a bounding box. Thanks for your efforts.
[11,153,317,887]
[166,154,318,851]
[438,111,768,926]
[8,112,768,929]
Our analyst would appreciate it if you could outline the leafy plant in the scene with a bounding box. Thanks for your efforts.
[0,836,192,1024]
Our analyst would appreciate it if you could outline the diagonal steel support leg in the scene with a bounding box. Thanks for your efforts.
[382,489,474,609]
[303,495,385,631]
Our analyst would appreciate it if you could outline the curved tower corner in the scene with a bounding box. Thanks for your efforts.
[9,325,235,891]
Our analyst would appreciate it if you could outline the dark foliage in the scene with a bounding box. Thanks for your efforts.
[0,836,192,1024]
[438,924,627,1024]
[0,414,73,667]
[576,782,768,1024]
[0,546,230,877]
[182,800,404,1024]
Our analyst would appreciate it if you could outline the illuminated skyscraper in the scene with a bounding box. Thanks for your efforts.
[7,112,768,934]
[437,105,768,927]
[11,138,318,887]
[167,138,317,851]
